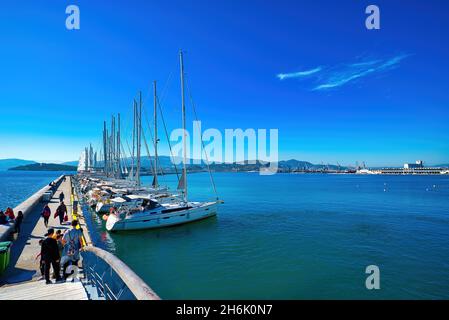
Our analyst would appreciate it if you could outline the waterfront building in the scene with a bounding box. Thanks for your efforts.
[356,160,448,175]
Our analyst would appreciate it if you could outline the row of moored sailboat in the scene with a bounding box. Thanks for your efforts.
[74,51,223,232]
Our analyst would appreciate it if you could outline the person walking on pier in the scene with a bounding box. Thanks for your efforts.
[55,202,67,225]
[41,204,51,228]
[41,228,62,284]
[62,220,84,281]
[59,191,65,203]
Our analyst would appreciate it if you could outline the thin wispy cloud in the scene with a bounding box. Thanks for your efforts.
[277,67,322,80]
[277,54,410,91]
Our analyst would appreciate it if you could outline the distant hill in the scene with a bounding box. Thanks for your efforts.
[278,159,315,169]
[69,156,349,172]
[0,159,36,171]
[75,155,200,170]
[62,161,79,166]
[278,159,346,171]
[9,163,77,172]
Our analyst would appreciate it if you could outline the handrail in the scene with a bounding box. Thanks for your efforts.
[82,246,160,300]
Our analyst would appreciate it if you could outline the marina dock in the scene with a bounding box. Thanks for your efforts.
[0,175,160,300]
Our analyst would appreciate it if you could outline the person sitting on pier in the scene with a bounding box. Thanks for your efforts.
[0,211,8,225]
[5,207,15,220]
[41,228,62,284]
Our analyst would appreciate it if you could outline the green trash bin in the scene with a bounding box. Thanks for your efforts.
[0,241,12,275]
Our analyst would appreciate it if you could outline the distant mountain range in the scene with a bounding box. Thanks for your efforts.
[0,159,36,171]
[9,163,78,172]
[2,158,448,172]
[66,156,347,171]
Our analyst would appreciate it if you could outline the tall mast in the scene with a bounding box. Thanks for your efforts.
[111,115,115,177]
[180,50,188,202]
[89,143,92,171]
[153,80,159,188]
[131,100,137,180]
[85,147,89,172]
[136,91,142,187]
[117,113,121,178]
[103,121,108,175]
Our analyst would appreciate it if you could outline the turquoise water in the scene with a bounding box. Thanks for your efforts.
[2,171,449,299]
[87,172,449,299]
[0,171,62,210]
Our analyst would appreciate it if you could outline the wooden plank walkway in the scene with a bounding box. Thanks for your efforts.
[0,280,88,300]
[0,176,89,300]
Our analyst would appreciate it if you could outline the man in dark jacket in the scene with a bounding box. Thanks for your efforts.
[56,202,67,225]
[41,228,62,284]
[59,192,65,203]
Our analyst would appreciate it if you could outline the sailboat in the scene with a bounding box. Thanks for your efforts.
[94,87,169,214]
[106,51,222,232]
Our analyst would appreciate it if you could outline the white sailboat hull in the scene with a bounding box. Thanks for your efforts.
[106,202,218,232]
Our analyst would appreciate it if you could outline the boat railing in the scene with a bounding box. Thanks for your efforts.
[80,246,160,300]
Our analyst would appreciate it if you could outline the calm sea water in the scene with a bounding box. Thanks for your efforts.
[0,171,63,210]
[2,171,449,299]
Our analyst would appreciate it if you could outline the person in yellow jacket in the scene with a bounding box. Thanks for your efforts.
[51,230,62,240]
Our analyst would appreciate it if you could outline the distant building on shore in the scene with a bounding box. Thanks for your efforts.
[404,160,424,169]
[357,160,448,175]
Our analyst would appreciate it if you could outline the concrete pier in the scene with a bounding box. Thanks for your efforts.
[0,176,79,284]
[0,176,64,242]
[0,174,160,300]
[0,175,90,300]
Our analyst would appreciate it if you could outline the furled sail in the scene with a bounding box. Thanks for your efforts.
[177,171,186,190]
[77,149,88,172]
[152,175,158,188]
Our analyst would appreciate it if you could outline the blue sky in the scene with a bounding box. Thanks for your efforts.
[0,0,448,166]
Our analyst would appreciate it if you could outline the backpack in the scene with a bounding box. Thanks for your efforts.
[42,207,51,218]
[66,231,80,258]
